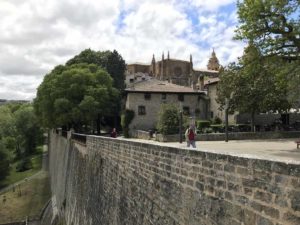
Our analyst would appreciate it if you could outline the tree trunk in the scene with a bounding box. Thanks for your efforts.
[97,114,101,134]
[251,111,255,132]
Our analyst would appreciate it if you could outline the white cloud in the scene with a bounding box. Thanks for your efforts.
[0,0,244,100]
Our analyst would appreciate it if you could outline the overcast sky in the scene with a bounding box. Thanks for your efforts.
[0,0,246,100]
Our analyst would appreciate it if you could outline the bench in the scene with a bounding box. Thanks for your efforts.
[296,140,300,149]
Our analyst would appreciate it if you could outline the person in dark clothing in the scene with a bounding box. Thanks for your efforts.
[111,128,117,138]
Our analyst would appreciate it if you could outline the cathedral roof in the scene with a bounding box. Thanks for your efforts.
[125,78,205,94]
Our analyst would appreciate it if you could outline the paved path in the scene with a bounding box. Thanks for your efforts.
[122,138,300,164]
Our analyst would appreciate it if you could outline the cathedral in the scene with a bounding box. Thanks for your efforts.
[126,50,221,88]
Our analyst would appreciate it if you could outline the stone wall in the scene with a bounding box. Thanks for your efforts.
[49,132,300,225]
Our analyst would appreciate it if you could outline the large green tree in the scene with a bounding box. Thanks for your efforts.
[236,0,300,108]
[217,44,290,130]
[14,104,43,156]
[236,0,300,60]
[66,49,126,91]
[34,63,118,131]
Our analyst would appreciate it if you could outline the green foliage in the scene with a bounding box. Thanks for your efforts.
[121,110,135,138]
[14,104,43,156]
[66,49,126,91]
[210,124,225,133]
[212,116,222,125]
[157,104,180,135]
[217,44,291,129]
[34,63,119,130]
[236,0,300,59]
[16,158,33,172]
[196,120,211,132]
[0,142,10,180]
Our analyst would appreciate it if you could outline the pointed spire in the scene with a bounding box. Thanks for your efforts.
[190,54,193,63]
[167,51,170,60]
[152,54,155,63]
[212,48,216,57]
[162,51,164,61]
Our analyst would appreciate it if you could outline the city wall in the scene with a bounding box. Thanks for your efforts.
[48,132,300,225]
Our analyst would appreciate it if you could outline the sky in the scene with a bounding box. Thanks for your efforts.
[0,0,246,100]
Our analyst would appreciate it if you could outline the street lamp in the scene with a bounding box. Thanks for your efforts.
[225,98,229,142]
[179,102,183,143]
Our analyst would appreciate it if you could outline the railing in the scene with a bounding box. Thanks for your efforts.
[61,130,68,138]
[71,133,87,145]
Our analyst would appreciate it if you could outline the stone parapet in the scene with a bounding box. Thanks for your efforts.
[49,132,300,225]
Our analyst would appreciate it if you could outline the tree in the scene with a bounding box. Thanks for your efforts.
[14,104,43,156]
[66,49,126,91]
[157,104,180,135]
[236,0,300,60]
[34,63,119,131]
[66,49,126,129]
[0,142,10,180]
[217,44,290,131]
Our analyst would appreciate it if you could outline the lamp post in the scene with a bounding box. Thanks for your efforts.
[225,98,229,142]
[179,102,183,143]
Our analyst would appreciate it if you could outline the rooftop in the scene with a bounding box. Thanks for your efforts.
[125,78,205,94]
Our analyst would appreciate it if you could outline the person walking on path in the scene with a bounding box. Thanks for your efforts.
[185,126,196,148]
[111,128,117,138]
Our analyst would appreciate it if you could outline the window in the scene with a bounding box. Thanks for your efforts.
[138,106,146,115]
[195,108,200,117]
[183,106,190,115]
[210,111,214,118]
[144,93,151,100]
[161,93,167,100]
[129,78,134,83]
[178,94,184,102]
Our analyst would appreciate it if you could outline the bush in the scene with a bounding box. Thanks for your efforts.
[16,158,33,172]
[196,120,211,132]
[212,116,222,124]
[157,104,180,135]
[210,124,225,133]
[0,144,10,180]
[121,110,135,138]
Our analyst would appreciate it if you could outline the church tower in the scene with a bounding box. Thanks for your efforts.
[207,49,220,71]
[151,54,156,76]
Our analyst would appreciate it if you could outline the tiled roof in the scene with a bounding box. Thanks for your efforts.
[204,77,220,85]
[125,78,205,94]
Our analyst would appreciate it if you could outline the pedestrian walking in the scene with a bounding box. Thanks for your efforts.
[185,126,196,148]
[111,128,117,138]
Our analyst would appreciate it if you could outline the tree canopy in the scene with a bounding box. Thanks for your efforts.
[236,0,300,60]
[217,44,291,129]
[34,63,119,131]
[66,49,126,91]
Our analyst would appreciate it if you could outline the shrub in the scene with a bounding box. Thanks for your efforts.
[16,158,33,172]
[157,104,180,135]
[121,110,135,138]
[210,124,225,133]
[196,120,211,132]
[212,116,222,124]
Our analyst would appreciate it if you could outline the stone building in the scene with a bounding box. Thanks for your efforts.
[205,78,236,124]
[125,79,207,131]
[126,50,220,88]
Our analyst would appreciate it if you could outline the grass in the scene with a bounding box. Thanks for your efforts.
[0,146,44,189]
[0,171,51,223]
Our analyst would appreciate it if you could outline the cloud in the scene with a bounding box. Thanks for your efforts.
[0,0,244,100]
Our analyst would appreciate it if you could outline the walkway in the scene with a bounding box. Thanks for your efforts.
[123,138,300,164]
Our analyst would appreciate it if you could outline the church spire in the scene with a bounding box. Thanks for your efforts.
[152,54,155,63]
[207,48,220,71]
[167,51,170,60]
[190,54,193,64]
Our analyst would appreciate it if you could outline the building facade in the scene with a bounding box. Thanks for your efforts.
[126,50,220,88]
[125,79,207,131]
